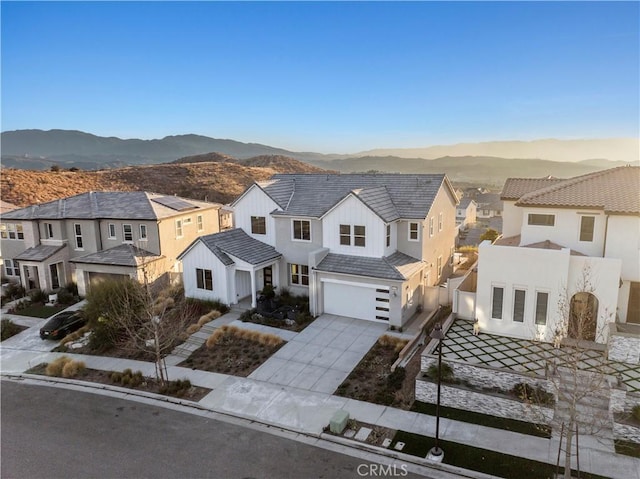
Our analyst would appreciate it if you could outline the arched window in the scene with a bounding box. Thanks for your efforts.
[569,292,598,341]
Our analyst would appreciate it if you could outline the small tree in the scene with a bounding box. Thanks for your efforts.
[479,228,500,243]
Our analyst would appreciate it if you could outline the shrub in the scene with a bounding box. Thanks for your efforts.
[186,324,200,335]
[50,165,61,172]
[633,404,640,422]
[512,383,554,406]
[1,319,24,341]
[110,369,144,387]
[4,282,25,300]
[56,289,75,305]
[62,360,86,378]
[479,228,500,243]
[425,362,455,383]
[159,378,192,397]
[29,289,49,304]
[378,335,408,352]
[45,356,72,376]
[387,367,406,390]
[185,298,229,316]
[64,282,79,297]
[60,325,89,345]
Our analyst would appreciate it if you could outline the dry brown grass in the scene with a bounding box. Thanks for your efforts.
[45,356,86,378]
[60,325,90,345]
[61,360,86,378]
[186,324,200,335]
[206,325,283,348]
[378,335,409,352]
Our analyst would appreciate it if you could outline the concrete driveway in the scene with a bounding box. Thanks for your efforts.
[248,314,387,394]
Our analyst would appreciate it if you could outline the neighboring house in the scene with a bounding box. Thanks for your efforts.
[179,173,458,328]
[1,191,224,296]
[456,198,477,227]
[474,193,503,219]
[471,166,639,344]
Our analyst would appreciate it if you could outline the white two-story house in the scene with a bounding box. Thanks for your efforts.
[1,191,224,296]
[473,166,639,344]
[179,173,458,328]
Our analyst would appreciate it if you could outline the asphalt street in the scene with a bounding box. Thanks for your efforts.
[1,381,424,479]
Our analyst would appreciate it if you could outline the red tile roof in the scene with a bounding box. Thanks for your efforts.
[501,177,564,200]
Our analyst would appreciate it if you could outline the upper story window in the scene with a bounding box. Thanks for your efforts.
[251,216,266,235]
[386,224,391,247]
[579,216,595,242]
[429,217,435,237]
[175,219,183,238]
[408,222,419,241]
[528,214,555,226]
[123,224,133,242]
[108,223,117,239]
[340,225,351,245]
[438,212,443,231]
[197,214,204,232]
[353,225,365,247]
[183,217,192,225]
[1,223,24,240]
[74,224,83,250]
[139,224,148,241]
[292,219,311,241]
[44,222,54,239]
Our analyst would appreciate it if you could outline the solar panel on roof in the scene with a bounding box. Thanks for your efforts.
[151,196,198,212]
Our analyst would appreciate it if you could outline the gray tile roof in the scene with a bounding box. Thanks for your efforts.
[2,191,219,221]
[256,173,449,220]
[458,197,475,209]
[14,244,65,262]
[193,228,282,266]
[514,166,640,215]
[316,251,423,281]
[70,244,163,267]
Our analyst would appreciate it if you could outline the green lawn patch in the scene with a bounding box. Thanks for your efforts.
[411,400,551,438]
[615,439,640,458]
[390,430,608,479]
[11,303,68,318]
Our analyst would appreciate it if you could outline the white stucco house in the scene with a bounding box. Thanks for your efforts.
[456,197,477,227]
[179,173,459,329]
[468,166,639,345]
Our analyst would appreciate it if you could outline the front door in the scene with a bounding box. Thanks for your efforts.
[263,266,273,288]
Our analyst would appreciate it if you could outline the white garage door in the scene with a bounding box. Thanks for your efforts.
[323,282,389,321]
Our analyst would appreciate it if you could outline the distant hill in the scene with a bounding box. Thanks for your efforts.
[352,138,640,164]
[173,152,331,174]
[0,129,335,170]
[307,155,631,189]
[1,157,328,207]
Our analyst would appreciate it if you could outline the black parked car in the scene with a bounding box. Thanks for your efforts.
[40,311,86,340]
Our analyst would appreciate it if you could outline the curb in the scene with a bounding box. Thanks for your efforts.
[2,372,498,479]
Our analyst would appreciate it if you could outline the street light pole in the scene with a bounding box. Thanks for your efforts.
[427,321,445,462]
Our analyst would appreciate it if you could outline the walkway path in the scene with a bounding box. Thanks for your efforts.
[1,311,638,479]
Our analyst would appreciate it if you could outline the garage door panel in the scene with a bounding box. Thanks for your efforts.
[323,282,388,321]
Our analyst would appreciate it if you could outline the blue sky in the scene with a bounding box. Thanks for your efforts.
[2,1,638,153]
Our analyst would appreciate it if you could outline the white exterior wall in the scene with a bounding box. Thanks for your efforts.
[382,222,398,257]
[322,196,385,257]
[501,201,522,238]
[605,215,640,282]
[519,207,606,257]
[233,186,280,247]
[181,241,230,304]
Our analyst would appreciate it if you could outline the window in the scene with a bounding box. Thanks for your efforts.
[513,289,526,322]
[196,268,213,291]
[491,286,504,319]
[354,225,366,247]
[44,222,54,239]
[183,217,192,225]
[1,223,24,240]
[438,212,443,231]
[4,259,19,277]
[449,246,455,266]
[340,225,351,245]
[408,222,419,241]
[535,292,549,325]
[429,217,435,237]
[289,263,309,286]
[292,220,310,241]
[197,214,204,232]
[528,214,555,226]
[123,224,133,242]
[251,216,266,235]
[579,216,595,242]
[74,224,83,249]
[386,224,391,247]
[108,223,117,239]
[437,256,443,278]
[49,262,62,290]
[139,224,147,241]
[175,219,183,238]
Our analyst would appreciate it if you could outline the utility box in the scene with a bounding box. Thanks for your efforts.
[329,410,349,434]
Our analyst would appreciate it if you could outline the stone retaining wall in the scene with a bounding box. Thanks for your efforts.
[608,334,640,365]
[614,422,640,444]
[415,378,554,425]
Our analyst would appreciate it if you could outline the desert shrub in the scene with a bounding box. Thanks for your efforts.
[186,324,200,335]
[479,228,500,243]
[45,356,72,376]
[60,325,89,345]
[50,164,61,172]
[633,404,640,422]
[257,333,283,347]
[185,298,229,316]
[1,319,24,341]
[425,362,455,383]
[159,378,192,397]
[387,367,406,390]
[240,309,255,322]
[110,369,144,387]
[512,383,554,406]
[197,310,221,327]
[378,335,408,352]
[62,360,86,378]
[29,289,49,304]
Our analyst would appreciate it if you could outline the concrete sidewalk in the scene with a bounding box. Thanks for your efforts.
[1,316,638,479]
